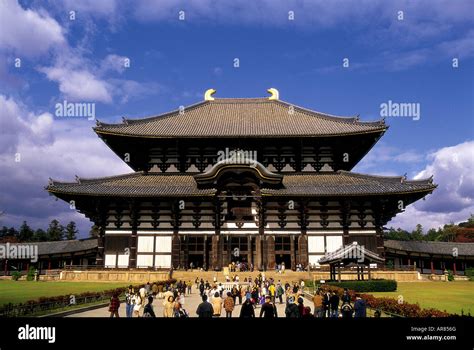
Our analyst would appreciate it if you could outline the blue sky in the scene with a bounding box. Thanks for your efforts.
[0,0,473,237]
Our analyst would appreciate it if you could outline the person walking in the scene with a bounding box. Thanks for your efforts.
[174,302,189,318]
[196,295,214,318]
[354,295,367,318]
[312,290,323,318]
[285,296,300,318]
[240,296,255,318]
[224,292,235,318]
[341,302,354,318]
[142,296,156,317]
[163,296,175,317]
[211,292,223,317]
[330,291,340,318]
[277,284,284,304]
[132,292,142,317]
[108,293,120,318]
[259,296,278,318]
[125,285,134,318]
[342,288,351,305]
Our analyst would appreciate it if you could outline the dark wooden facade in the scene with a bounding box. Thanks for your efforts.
[46,92,436,270]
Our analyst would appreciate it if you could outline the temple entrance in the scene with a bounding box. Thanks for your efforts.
[188,254,204,269]
[275,253,291,268]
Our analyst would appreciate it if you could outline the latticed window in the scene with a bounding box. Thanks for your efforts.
[275,236,291,251]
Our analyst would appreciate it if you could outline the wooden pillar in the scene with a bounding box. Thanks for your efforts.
[203,235,208,270]
[4,259,7,276]
[267,235,276,270]
[255,236,262,270]
[453,260,457,275]
[337,264,341,282]
[430,258,434,274]
[290,236,296,270]
[171,234,181,269]
[211,235,220,270]
[420,257,424,274]
[368,263,371,280]
[298,236,308,270]
[361,265,364,281]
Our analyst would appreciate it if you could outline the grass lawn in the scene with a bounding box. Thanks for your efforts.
[370,281,474,315]
[0,280,128,306]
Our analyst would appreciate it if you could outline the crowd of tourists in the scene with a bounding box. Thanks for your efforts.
[108,275,368,318]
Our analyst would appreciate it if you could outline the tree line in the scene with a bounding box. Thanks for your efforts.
[384,214,474,242]
[0,220,82,242]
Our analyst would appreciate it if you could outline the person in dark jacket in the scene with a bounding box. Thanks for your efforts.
[259,296,278,318]
[285,297,300,318]
[297,297,305,317]
[108,293,121,318]
[196,295,213,318]
[341,288,351,305]
[199,282,205,296]
[354,295,367,318]
[341,302,354,318]
[322,292,330,318]
[240,296,255,318]
[142,296,156,317]
[330,292,340,318]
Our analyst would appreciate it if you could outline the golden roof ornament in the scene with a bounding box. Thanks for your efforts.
[267,88,279,100]
[204,88,216,101]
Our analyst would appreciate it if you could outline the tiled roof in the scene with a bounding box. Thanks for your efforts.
[28,238,98,256]
[46,171,435,197]
[94,98,386,138]
[319,242,385,264]
[384,240,474,257]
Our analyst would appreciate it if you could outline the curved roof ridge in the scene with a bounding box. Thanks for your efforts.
[339,170,434,184]
[276,99,386,127]
[49,171,145,186]
[95,100,210,129]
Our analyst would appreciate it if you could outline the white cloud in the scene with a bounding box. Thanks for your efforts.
[39,66,113,103]
[0,94,131,235]
[389,141,474,230]
[0,1,65,57]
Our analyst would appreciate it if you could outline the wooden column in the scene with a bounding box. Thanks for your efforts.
[453,260,457,275]
[255,236,263,270]
[267,235,276,270]
[290,236,296,270]
[211,235,220,270]
[430,258,434,274]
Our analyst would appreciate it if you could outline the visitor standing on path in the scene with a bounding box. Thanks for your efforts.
[259,296,278,318]
[240,296,255,318]
[125,285,134,318]
[211,292,223,317]
[108,293,120,318]
[354,295,367,318]
[224,292,235,318]
[142,296,156,318]
[312,290,323,318]
[196,295,213,318]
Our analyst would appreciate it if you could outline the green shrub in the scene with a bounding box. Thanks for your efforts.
[447,270,455,282]
[326,279,397,292]
[26,267,36,281]
[465,268,474,281]
[11,271,22,281]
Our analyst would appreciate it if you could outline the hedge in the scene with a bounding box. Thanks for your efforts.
[326,279,397,292]
[319,284,451,317]
[0,278,177,317]
[465,268,474,281]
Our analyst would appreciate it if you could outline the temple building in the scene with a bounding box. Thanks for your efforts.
[46,89,436,271]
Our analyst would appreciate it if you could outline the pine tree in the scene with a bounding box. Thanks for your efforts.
[34,229,48,242]
[18,221,34,242]
[65,221,78,240]
[47,219,64,241]
[89,224,99,238]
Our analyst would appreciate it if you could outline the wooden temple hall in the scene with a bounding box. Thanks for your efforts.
[46,89,436,271]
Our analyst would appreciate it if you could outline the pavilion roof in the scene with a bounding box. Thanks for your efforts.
[94,98,387,138]
[318,242,385,265]
[46,170,435,198]
[384,240,474,257]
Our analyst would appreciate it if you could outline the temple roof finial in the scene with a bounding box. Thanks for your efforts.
[204,89,216,101]
[267,88,279,100]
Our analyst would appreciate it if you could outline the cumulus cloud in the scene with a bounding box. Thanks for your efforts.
[0,1,65,57]
[389,141,474,230]
[0,94,131,235]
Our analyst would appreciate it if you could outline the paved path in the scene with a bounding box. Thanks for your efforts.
[68,289,298,318]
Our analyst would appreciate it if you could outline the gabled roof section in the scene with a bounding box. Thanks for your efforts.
[94,98,387,138]
[319,241,385,265]
[384,240,474,257]
[46,171,435,198]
